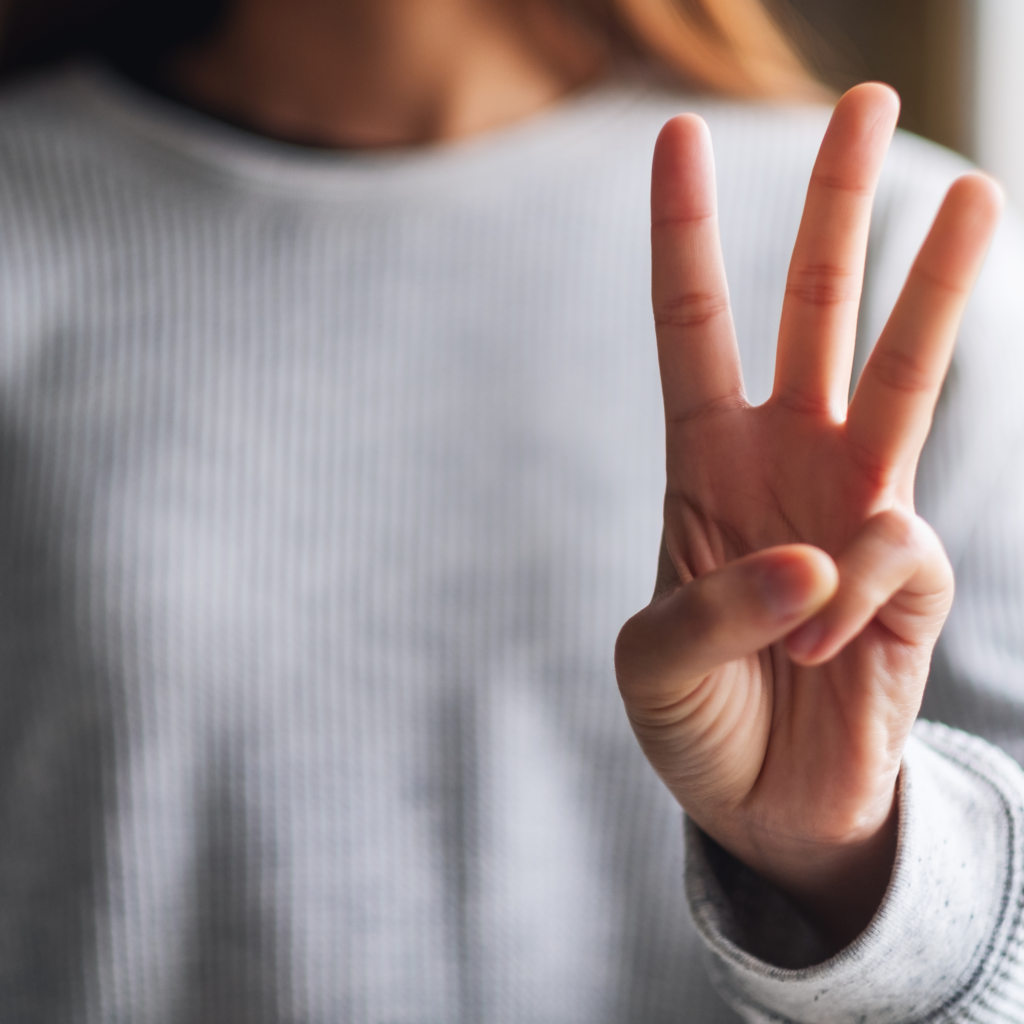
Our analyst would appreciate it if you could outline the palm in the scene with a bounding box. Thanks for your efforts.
[616,84,1001,942]
[665,402,931,841]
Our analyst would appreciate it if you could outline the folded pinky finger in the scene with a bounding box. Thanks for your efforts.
[784,508,953,665]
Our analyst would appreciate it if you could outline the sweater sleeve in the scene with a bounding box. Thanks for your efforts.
[686,723,1024,1022]
[686,134,1024,1021]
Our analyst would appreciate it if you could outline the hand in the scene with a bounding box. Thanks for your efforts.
[614,83,1002,951]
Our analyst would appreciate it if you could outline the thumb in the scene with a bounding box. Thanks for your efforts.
[616,544,838,719]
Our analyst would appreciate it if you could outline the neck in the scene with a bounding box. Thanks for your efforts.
[166,0,606,148]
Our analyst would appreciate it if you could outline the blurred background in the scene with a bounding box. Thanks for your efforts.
[789,0,1024,206]
[0,0,1020,203]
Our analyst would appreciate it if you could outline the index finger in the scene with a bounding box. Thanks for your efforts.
[651,115,745,424]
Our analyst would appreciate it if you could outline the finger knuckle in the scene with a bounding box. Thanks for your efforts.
[866,345,939,396]
[911,261,969,299]
[651,210,716,230]
[785,263,859,308]
[771,385,835,417]
[874,507,919,549]
[654,291,730,330]
[809,171,875,198]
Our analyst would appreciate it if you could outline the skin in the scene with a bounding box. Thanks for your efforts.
[171,1,1004,953]
[615,87,1002,950]
[168,0,605,147]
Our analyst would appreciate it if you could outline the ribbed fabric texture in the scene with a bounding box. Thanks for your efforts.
[0,65,1020,1023]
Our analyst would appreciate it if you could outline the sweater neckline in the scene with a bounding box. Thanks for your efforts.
[67,61,661,201]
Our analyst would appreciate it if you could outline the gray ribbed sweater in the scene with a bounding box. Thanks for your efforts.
[0,65,1023,1023]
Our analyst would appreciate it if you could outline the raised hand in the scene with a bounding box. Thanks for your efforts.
[614,83,1002,950]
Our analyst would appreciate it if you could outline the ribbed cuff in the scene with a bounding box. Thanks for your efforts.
[686,721,1024,1023]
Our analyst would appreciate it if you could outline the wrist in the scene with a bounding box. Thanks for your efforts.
[699,782,900,952]
[771,799,898,951]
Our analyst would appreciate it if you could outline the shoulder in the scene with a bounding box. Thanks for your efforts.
[0,64,141,198]
[0,64,177,266]
[0,64,204,374]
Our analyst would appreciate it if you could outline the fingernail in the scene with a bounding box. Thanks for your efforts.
[757,559,813,619]
[787,619,825,659]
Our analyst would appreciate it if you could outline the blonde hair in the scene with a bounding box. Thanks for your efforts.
[582,0,827,99]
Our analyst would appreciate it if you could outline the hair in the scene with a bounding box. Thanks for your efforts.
[0,0,825,101]
[571,0,826,99]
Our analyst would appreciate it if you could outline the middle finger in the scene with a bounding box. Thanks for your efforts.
[771,83,900,419]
